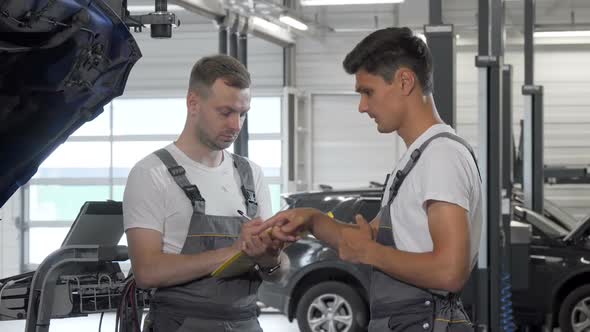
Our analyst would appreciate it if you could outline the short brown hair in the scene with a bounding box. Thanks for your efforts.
[188,54,251,98]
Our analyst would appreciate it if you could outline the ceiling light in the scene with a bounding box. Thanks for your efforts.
[250,17,295,47]
[279,15,308,31]
[534,30,590,38]
[127,4,185,12]
[252,17,281,32]
[301,0,404,5]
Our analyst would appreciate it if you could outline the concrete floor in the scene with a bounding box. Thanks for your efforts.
[0,312,563,332]
[0,312,301,332]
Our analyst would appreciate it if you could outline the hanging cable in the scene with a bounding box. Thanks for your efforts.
[98,312,105,332]
[500,267,516,332]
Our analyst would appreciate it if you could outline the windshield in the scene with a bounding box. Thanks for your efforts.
[543,199,579,232]
[514,206,569,238]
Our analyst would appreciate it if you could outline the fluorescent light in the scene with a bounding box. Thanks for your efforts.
[250,17,295,47]
[534,30,590,38]
[252,17,281,32]
[127,4,185,12]
[301,0,403,5]
[279,15,308,31]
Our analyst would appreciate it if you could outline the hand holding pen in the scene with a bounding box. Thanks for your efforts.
[236,210,284,258]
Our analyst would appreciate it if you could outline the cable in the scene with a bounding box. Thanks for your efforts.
[500,270,516,332]
[98,312,104,332]
[129,281,141,332]
[116,277,134,332]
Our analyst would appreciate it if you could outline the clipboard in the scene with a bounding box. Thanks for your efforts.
[211,211,321,278]
[211,251,257,278]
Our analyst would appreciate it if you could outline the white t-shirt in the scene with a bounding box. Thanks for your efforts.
[123,143,272,254]
[381,124,482,267]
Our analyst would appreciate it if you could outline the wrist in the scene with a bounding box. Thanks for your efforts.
[256,252,281,267]
[307,209,323,233]
[256,253,282,275]
[362,240,380,266]
[225,244,242,259]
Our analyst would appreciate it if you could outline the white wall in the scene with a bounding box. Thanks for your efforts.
[122,22,284,98]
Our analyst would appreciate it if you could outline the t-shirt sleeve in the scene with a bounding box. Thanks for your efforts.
[123,164,166,233]
[250,161,273,220]
[418,143,473,212]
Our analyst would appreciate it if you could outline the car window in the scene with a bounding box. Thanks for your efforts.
[544,199,578,231]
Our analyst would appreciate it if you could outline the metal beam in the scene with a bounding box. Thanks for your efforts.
[424,25,456,128]
[172,0,225,20]
[478,0,490,56]
[218,19,228,54]
[501,64,516,330]
[522,86,544,213]
[524,0,535,85]
[476,0,505,331]
[231,16,249,157]
[502,65,513,194]
[429,0,443,25]
[523,0,544,214]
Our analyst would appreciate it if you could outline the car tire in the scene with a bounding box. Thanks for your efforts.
[296,281,367,332]
[558,284,590,332]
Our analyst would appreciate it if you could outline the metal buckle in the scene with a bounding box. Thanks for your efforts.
[183,185,204,202]
[241,186,258,205]
[168,165,185,177]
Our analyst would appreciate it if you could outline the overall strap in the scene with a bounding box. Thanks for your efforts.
[386,132,481,206]
[231,154,258,218]
[154,149,205,212]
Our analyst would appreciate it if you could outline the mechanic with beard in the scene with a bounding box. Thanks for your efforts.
[123,55,284,332]
[258,27,482,332]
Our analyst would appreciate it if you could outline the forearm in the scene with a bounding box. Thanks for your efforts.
[308,212,356,249]
[133,246,238,289]
[364,242,469,293]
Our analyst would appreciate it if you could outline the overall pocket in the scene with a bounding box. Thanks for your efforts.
[432,297,474,332]
[385,298,435,332]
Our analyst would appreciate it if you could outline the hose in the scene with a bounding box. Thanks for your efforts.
[500,271,516,332]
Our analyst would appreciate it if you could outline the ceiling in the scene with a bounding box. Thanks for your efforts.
[125,0,590,42]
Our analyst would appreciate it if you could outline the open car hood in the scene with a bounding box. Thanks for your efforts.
[0,0,141,207]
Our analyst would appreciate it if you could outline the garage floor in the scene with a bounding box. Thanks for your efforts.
[0,312,301,332]
[0,313,563,331]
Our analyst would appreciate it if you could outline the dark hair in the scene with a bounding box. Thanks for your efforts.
[342,27,433,94]
[188,54,251,98]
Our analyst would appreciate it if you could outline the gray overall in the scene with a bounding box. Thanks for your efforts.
[369,132,479,332]
[147,149,263,332]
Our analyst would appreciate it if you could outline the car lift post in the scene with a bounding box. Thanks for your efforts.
[425,0,456,128]
[231,16,250,157]
[522,0,544,214]
[476,0,507,330]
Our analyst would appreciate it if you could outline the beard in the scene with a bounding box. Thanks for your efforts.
[197,127,234,151]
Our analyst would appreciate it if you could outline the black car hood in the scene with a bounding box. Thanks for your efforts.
[0,0,141,207]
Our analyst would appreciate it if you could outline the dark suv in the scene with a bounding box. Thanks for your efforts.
[257,187,590,332]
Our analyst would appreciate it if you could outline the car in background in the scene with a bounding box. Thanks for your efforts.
[257,187,590,332]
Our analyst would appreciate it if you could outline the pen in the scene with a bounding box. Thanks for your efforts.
[237,209,252,220]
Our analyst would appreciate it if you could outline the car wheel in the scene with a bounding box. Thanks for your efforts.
[558,284,590,332]
[296,281,367,332]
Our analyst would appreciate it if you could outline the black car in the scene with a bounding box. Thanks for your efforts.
[257,187,590,332]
